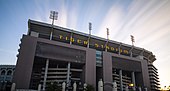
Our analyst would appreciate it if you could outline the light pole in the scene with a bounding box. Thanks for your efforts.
[49,11,58,40]
[105,28,109,51]
[130,35,135,46]
[87,22,92,48]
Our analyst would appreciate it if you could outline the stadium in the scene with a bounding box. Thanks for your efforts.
[13,19,159,91]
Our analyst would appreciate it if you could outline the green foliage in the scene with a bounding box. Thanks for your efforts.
[86,84,95,91]
[46,82,61,91]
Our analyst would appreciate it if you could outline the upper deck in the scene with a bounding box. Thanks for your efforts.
[27,19,156,63]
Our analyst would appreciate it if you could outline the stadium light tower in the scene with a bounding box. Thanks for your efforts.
[89,22,92,35]
[87,22,92,48]
[105,28,109,51]
[130,35,135,46]
[106,28,109,40]
[49,11,58,40]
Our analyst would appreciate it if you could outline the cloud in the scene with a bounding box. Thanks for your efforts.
[0,48,16,54]
[125,0,170,87]
[97,4,125,39]
[55,1,67,27]
[9,0,170,87]
[96,0,170,87]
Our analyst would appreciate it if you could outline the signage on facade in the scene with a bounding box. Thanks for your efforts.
[58,35,129,54]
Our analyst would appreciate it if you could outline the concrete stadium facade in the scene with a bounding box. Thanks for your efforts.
[13,20,160,91]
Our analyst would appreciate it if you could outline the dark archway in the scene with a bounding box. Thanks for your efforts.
[1,70,6,75]
[7,70,12,75]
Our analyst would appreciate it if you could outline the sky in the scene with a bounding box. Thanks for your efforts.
[0,0,170,88]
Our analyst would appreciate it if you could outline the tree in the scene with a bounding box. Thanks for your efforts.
[86,84,94,91]
[46,82,61,91]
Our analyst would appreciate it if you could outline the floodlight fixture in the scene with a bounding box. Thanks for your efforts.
[49,11,58,20]
[106,28,109,40]
[130,35,135,46]
[89,22,92,35]
[49,11,58,40]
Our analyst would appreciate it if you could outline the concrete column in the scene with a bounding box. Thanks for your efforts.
[138,87,142,91]
[11,70,14,82]
[98,79,103,91]
[38,84,41,91]
[4,69,7,81]
[112,82,117,91]
[83,83,87,91]
[43,59,49,91]
[118,47,120,55]
[131,72,136,91]
[73,82,77,91]
[66,62,71,88]
[11,83,16,91]
[130,52,132,57]
[87,41,89,48]
[119,70,123,91]
[50,31,53,40]
[144,87,147,91]
[70,32,73,45]
[118,43,121,55]
[125,85,129,91]
[87,37,90,48]
[103,52,112,91]
[85,49,96,88]
[62,82,66,91]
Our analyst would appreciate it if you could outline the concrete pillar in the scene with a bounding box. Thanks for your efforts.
[43,59,49,91]
[98,79,103,91]
[62,82,66,91]
[87,37,90,48]
[66,62,71,88]
[130,52,132,57]
[38,84,41,91]
[50,31,52,40]
[119,70,123,91]
[118,47,120,55]
[131,72,136,91]
[118,44,121,55]
[112,82,117,91]
[83,83,87,91]
[11,83,16,91]
[125,85,129,91]
[73,82,77,91]
[138,87,142,91]
[70,32,73,45]
[4,69,7,81]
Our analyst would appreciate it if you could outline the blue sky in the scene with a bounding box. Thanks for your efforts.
[0,0,170,88]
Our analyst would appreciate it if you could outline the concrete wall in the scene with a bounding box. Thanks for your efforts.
[103,52,113,91]
[13,35,37,89]
[13,35,96,89]
[85,49,96,89]
[112,56,141,72]
[141,60,151,91]
[13,35,151,90]
[37,36,96,88]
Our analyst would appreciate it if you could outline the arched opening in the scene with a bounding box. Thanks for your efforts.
[7,70,12,75]
[1,70,6,75]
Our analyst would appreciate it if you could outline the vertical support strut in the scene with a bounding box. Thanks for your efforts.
[66,62,71,90]
[43,59,49,90]
[119,70,123,91]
